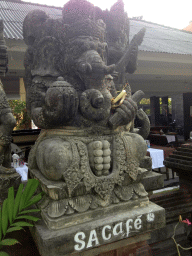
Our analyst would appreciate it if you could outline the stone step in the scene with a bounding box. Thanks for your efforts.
[177,146,192,152]
[173,150,192,158]
[150,190,192,223]
[165,157,192,166]
[164,160,192,172]
[170,154,192,161]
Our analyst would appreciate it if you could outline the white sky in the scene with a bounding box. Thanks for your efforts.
[23,0,192,30]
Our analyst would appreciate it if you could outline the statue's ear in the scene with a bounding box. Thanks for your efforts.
[23,10,48,46]
[31,36,63,77]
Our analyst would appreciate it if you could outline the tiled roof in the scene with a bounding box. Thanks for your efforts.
[0,0,62,39]
[1,0,192,55]
[129,19,192,55]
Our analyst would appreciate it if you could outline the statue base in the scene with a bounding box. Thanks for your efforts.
[30,201,165,256]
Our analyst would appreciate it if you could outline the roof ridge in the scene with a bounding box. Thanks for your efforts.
[0,0,63,9]
[139,49,192,56]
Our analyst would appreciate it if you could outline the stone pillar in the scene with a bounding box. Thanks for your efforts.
[19,78,26,101]
[172,93,184,127]
[150,96,160,126]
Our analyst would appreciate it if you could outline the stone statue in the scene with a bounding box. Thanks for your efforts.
[0,20,16,174]
[0,20,19,201]
[23,0,151,228]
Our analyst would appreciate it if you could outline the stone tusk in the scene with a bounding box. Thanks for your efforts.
[111,90,127,104]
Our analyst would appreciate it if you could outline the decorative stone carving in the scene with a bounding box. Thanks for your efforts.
[0,20,16,174]
[0,20,20,200]
[23,0,152,229]
[0,172,21,202]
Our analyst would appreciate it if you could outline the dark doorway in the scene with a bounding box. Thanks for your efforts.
[183,92,192,141]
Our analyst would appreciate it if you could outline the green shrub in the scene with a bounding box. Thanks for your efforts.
[0,179,42,255]
[8,100,31,130]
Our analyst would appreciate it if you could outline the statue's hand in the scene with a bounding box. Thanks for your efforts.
[43,81,79,124]
[113,96,138,126]
[109,90,144,129]
[44,89,63,118]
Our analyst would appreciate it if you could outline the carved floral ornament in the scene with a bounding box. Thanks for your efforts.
[23,0,150,224]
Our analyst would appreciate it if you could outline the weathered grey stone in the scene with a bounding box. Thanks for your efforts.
[74,233,151,256]
[31,202,165,256]
[0,20,18,199]
[0,172,21,201]
[23,0,165,254]
[24,0,151,216]
[29,129,150,224]
[142,171,164,192]
[41,197,149,230]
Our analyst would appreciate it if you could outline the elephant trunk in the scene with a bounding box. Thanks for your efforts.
[80,89,111,121]
[76,50,115,77]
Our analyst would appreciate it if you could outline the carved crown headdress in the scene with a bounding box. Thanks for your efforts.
[62,0,106,41]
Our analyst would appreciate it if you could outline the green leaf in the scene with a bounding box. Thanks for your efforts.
[19,179,39,211]
[18,195,24,213]
[7,187,14,225]
[0,239,19,246]
[11,222,33,228]
[2,200,8,236]
[24,193,42,209]
[16,215,40,222]
[0,251,10,256]
[23,179,39,203]
[13,183,24,219]
[19,209,40,215]
[6,227,23,233]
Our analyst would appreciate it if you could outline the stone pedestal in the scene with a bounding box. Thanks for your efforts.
[142,171,164,192]
[0,172,21,202]
[31,201,165,256]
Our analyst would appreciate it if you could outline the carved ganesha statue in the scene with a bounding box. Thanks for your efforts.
[23,0,151,226]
